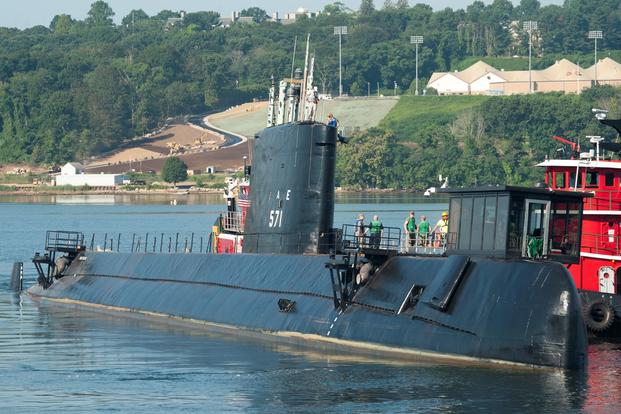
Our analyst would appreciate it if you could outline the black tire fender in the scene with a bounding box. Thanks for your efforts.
[583,300,615,332]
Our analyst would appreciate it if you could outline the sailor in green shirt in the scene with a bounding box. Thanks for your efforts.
[418,215,430,246]
[369,215,384,249]
[404,211,417,247]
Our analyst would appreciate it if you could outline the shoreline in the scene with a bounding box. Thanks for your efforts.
[0,188,428,196]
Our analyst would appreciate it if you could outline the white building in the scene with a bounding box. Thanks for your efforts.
[427,57,621,95]
[56,162,125,187]
[61,162,84,175]
[427,61,504,95]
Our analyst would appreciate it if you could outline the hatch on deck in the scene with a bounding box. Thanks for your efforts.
[444,186,591,264]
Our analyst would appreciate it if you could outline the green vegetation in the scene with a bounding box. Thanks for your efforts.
[0,173,36,184]
[0,0,618,166]
[337,86,621,189]
[161,157,188,185]
[210,98,398,137]
[381,96,490,139]
[189,173,227,189]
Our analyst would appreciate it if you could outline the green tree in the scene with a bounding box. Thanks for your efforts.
[86,1,115,26]
[161,157,188,185]
[240,7,269,23]
[323,2,349,14]
[359,0,375,16]
[336,128,399,188]
[154,10,180,20]
[122,9,149,26]
[183,12,220,31]
[50,14,74,33]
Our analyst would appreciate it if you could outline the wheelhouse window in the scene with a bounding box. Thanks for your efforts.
[585,171,599,188]
[605,173,615,187]
[548,201,581,261]
[449,194,507,254]
[555,172,566,189]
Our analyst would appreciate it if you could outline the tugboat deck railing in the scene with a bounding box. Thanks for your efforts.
[581,232,621,257]
[583,190,621,211]
[221,211,244,233]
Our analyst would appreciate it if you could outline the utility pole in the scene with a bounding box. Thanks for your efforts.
[367,81,370,97]
[588,30,603,85]
[410,35,423,96]
[523,21,537,94]
[377,82,380,97]
[333,26,347,97]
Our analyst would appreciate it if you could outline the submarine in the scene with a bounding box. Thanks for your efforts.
[17,47,590,369]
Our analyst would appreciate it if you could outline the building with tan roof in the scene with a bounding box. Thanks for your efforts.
[427,57,621,96]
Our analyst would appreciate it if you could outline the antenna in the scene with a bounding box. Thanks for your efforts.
[588,135,604,161]
[290,36,297,81]
[592,108,609,120]
[299,34,311,121]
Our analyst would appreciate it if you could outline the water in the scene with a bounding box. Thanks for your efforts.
[0,194,619,413]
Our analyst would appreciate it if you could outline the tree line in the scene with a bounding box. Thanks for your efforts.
[336,86,621,189]
[0,0,618,166]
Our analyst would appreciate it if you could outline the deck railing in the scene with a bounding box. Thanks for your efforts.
[583,190,621,211]
[400,232,448,255]
[341,224,401,251]
[81,231,212,254]
[45,231,84,252]
[581,232,621,256]
[221,211,244,233]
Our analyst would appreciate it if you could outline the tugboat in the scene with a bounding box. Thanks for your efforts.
[15,47,590,369]
[539,109,621,337]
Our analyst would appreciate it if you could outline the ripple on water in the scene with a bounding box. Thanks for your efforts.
[0,200,620,412]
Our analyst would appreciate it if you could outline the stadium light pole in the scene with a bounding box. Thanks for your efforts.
[588,30,603,85]
[523,21,537,94]
[410,35,424,95]
[334,26,347,97]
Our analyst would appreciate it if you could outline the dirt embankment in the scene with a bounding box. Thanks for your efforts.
[85,123,249,174]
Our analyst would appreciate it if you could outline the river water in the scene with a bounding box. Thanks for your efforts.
[0,194,619,413]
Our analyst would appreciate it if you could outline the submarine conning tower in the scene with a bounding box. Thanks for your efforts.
[243,46,336,255]
[243,122,337,254]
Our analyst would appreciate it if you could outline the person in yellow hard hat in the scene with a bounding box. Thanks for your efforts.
[432,211,449,247]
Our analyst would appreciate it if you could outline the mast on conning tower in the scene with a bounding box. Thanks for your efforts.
[267,75,276,127]
[267,34,317,127]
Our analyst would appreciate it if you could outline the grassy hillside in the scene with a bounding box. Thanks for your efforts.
[210,97,399,137]
[380,96,490,141]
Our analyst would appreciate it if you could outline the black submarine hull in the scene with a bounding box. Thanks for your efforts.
[28,251,587,369]
[25,122,589,369]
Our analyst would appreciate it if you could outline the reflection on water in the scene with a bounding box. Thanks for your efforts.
[0,197,618,412]
[0,191,446,206]
[0,192,224,205]
[0,290,612,413]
